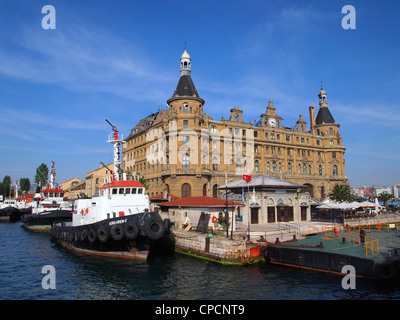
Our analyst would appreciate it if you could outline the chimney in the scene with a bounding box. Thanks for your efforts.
[309,105,316,132]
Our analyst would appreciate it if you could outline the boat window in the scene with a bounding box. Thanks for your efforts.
[125,188,131,194]
[132,188,137,194]
[43,193,48,197]
[138,188,143,194]
[112,188,118,194]
[119,188,124,194]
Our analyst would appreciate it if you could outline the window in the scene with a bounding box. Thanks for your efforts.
[286,135,290,142]
[183,136,189,145]
[112,188,118,195]
[212,157,218,171]
[138,188,143,194]
[182,153,190,169]
[332,151,336,159]
[181,183,191,198]
[183,120,189,128]
[132,188,137,194]
[183,103,188,113]
[125,188,131,194]
[288,162,292,174]
[211,125,217,132]
[319,165,323,176]
[272,161,277,173]
[255,160,259,173]
[333,165,338,176]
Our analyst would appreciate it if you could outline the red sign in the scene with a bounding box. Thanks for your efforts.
[243,174,252,182]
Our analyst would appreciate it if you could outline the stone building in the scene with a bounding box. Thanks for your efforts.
[123,50,347,200]
[220,175,311,226]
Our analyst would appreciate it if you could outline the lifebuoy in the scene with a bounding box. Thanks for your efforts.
[334,227,338,234]
[110,224,124,241]
[212,216,218,223]
[97,227,108,243]
[124,222,139,240]
[376,223,383,229]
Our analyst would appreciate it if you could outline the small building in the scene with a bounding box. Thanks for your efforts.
[220,175,311,227]
[158,196,244,232]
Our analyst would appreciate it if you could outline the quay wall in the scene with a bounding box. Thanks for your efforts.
[169,229,263,265]
[344,214,400,228]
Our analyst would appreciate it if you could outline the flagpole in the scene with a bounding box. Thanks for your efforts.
[247,181,250,240]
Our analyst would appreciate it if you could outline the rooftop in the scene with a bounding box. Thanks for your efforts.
[159,196,244,208]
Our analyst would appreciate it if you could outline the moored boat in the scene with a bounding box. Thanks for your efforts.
[21,162,73,230]
[264,226,400,283]
[0,198,30,222]
[51,120,170,260]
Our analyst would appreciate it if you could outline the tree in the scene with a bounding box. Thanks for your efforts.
[20,178,31,193]
[35,163,49,187]
[329,184,351,202]
[378,192,393,208]
[0,176,11,196]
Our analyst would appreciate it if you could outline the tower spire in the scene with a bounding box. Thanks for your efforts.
[180,48,191,76]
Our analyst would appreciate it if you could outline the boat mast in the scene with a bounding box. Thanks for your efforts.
[49,161,56,189]
[106,119,125,181]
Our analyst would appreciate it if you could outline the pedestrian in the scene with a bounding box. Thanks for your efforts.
[360,226,366,244]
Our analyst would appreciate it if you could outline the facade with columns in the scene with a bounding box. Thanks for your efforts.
[123,50,347,200]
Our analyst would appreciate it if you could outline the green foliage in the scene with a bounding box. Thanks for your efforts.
[0,175,11,196]
[19,178,31,192]
[35,163,49,187]
[329,183,351,202]
[378,192,394,207]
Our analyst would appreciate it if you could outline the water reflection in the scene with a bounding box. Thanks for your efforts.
[1,222,400,300]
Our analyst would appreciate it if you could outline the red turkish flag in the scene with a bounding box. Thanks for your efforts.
[243,174,252,182]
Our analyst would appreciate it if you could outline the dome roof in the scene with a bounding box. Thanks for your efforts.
[181,49,190,60]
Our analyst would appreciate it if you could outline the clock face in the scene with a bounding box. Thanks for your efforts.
[268,118,276,127]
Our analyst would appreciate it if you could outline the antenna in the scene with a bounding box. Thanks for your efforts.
[184,41,187,50]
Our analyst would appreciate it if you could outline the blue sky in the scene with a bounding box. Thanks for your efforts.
[0,0,399,188]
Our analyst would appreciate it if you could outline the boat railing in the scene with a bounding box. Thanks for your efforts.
[321,225,379,257]
[279,223,301,239]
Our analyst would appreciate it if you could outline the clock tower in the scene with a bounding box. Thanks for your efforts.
[261,100,282,128]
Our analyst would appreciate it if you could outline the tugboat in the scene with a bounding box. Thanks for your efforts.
[0,199,23,222]
[51,120,170,260]
[0,182,32,222]
[21,161,73,230]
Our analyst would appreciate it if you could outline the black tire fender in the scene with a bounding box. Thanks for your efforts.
[97,227,108,243]
[110,224,124,241]
[374,261,398,281]
[124,222,139,240]
[143,217,166,240]
[88,229,97,243]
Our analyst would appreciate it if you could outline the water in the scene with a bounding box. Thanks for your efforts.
[1,222,400,300]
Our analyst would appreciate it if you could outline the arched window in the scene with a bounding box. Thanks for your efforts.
[303,164,307,175]
[255,160,259,173]
[288,162,292,174]
[319,164,323,175]
[212,157,218,171]
[183,103,188,113]
[181,183,191,198]
[182,153,190,169]
[333,165,338,176]
[272,161,277,173]
[212,184,218,197]
[203,184,207,196]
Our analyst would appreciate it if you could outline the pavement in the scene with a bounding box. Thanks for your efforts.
[234,221,337,243]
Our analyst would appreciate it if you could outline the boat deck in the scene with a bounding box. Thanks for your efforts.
[285,228,400,261]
